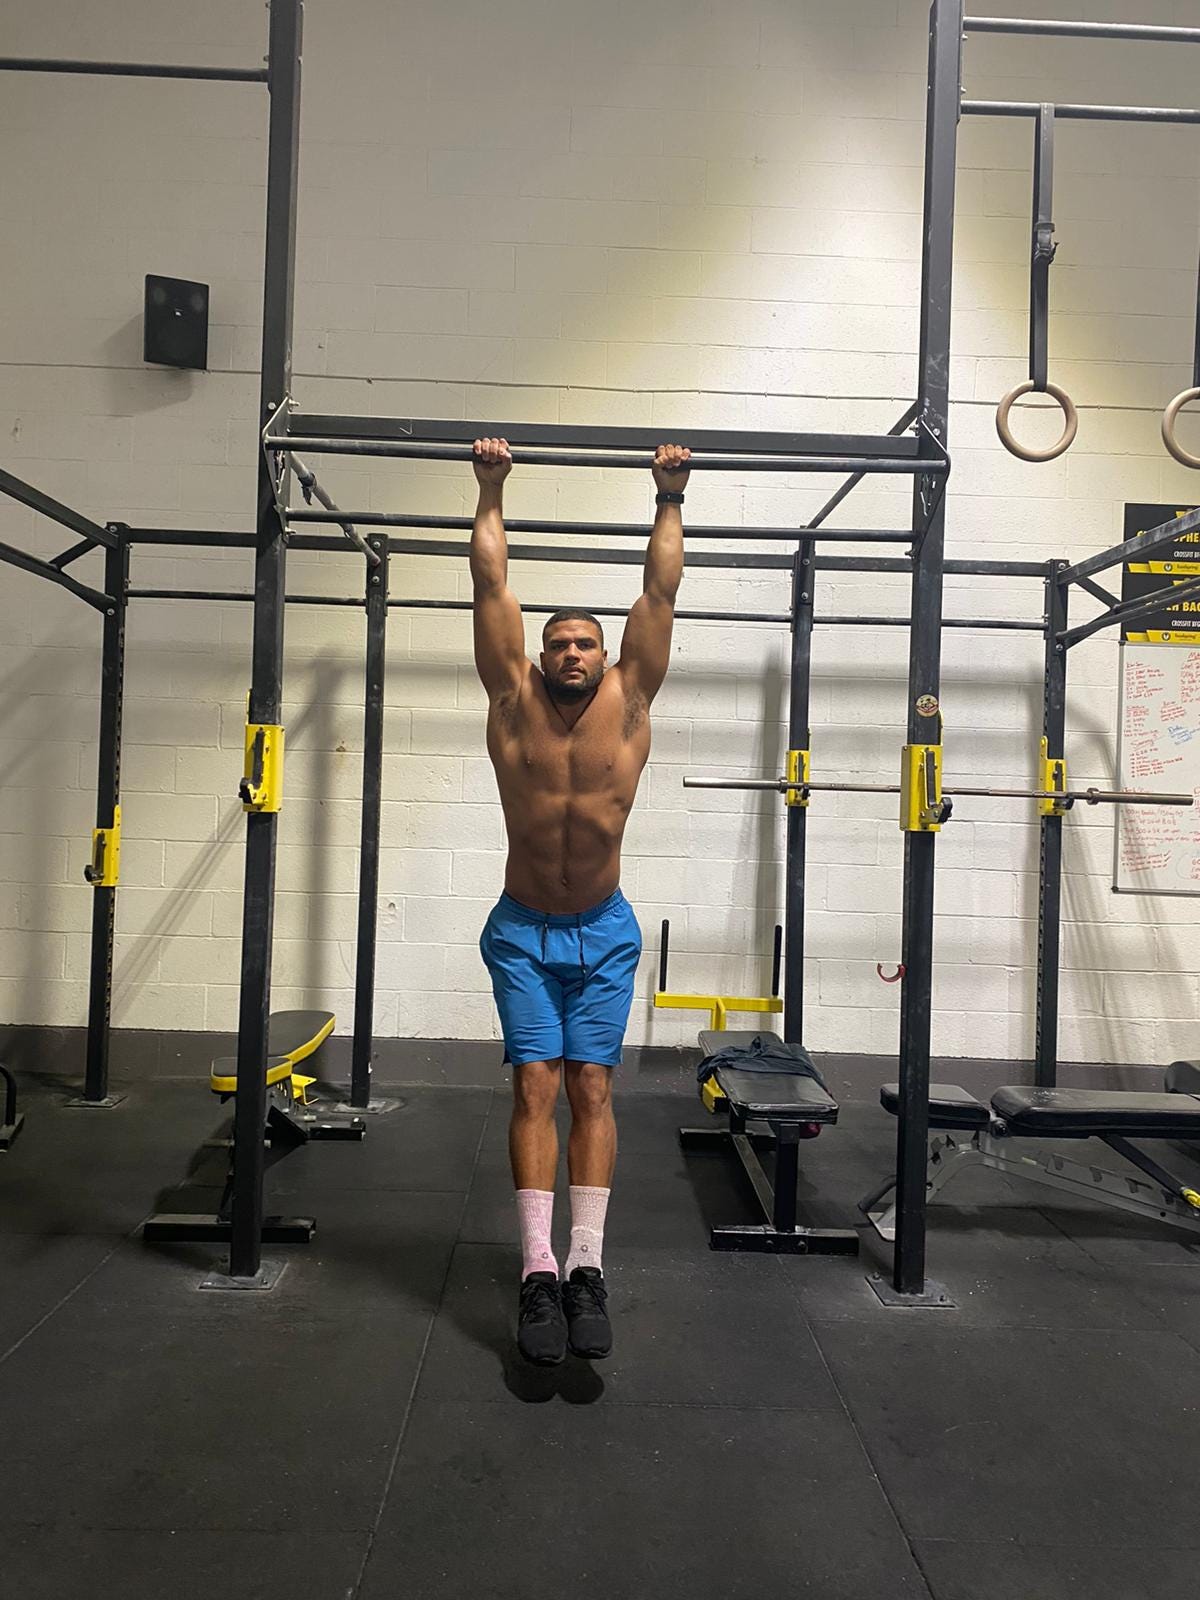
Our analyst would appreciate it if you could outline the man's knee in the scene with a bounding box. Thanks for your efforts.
[564,1061,613,1120]
[512,1060,562,1120]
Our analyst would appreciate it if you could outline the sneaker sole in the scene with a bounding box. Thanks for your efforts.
[519,1347,566,1367]
[568,1342,611,1361]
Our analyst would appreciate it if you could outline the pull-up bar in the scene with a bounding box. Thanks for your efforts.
[269,434,947,477]
[0,57,268,82]
[963,99,1200,125]
[963,16,1200,45]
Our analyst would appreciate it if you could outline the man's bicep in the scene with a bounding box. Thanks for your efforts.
[473,583,528,695]
[617,591,675,701]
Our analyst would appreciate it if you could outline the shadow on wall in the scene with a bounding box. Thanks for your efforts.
[97,316,201,412]
[0,654,77,1024]
[750,648,785,924]
[110,660,353,1010]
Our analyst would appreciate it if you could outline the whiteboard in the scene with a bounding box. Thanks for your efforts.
[1113,643,1200,895]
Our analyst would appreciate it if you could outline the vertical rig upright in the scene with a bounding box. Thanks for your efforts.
[1035,563,1070,1086]
[80,528,130,1107]
[228,0,304,1284]
[783,539,815,1043]
[889,0,962,1302]
[351,538,389,1107]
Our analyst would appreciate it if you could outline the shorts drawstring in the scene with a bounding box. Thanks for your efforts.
[536,913,586,978]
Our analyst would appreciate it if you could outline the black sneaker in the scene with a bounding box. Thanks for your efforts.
[517,1272,567,1367]
[562,1266,612,1359]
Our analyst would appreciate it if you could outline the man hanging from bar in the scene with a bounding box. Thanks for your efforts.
[471,435,688,1366]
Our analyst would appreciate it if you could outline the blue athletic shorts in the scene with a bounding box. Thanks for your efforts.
[479,888,643,1069]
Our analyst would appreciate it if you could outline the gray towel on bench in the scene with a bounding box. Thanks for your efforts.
[697,1035,829,1094]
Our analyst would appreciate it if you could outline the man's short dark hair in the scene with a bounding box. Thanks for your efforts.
[542,607,604,647]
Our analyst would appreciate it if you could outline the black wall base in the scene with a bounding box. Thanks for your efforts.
[0,1023,1167,1098]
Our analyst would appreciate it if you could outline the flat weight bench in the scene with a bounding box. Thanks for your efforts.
[863,1083,1200,1241]
[143,1009,364,1245]
[678,1030,859,1256]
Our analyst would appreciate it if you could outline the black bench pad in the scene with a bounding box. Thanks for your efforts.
[1166,1061,1200,1096]
[880,1083,990,1130]
[697,1031,838,1122]
[992,1085,1200,1138]
[716,1068,838,1121]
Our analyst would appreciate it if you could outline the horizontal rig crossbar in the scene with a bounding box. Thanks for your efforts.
[1057,506,1200,588]
[269,435,946,476]
[821,615,1044,633]
[381,538,794,570]
[0,466,115,547]
[1059,573,1200,649]
[286,413,923,460]
[683,777,1194,806]
[963,16,1200,44]
[387,599,791,625]
[121,584,1039,634]
[0,538,115,611]
[0,57,268,80]
[284,507,915,543]
[963,98,1200,125]
[127,589,364,608]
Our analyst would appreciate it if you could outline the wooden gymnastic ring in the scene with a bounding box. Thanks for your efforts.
[995,379,1078,462]
[1162,387,1200,469]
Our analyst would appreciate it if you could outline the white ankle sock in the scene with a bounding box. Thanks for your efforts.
[564,1185,610,1277]
[516,1188,558,1279]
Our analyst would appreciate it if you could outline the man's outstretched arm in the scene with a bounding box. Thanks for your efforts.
[470,437,528,698]
[616,443,689,704]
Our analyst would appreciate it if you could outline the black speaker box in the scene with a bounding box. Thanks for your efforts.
[143,274,209,370]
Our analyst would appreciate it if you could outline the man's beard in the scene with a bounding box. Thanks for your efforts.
[545,665,603,704]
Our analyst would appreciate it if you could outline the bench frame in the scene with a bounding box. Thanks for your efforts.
[681,1112,859,1255]
[864,1124,1200,1241]
[143,1011,364,1254]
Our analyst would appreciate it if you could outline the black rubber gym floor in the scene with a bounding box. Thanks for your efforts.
[2,1060,1199,1600]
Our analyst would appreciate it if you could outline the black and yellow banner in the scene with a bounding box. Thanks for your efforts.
[1122,502,1200,643]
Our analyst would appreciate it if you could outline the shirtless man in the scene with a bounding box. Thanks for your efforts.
[471,436,689,1366]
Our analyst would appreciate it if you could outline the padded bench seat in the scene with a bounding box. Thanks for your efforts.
[880,1082,990,1130]
[210,1055,293,1095]
[699,1030,839,1123]
[880,1082,1200,1139]
[993,1085,1200,1138]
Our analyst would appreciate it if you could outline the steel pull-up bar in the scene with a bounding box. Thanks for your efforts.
[963,16,1200,44]
[963,99,1200,125]
[268,434,948,477]
[0,57,268,82]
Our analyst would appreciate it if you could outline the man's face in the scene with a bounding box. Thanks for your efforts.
[540,621,607,703]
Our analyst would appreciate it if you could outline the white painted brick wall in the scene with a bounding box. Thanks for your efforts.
[1,0,1198,1066]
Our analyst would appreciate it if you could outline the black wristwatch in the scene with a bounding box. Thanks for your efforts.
[655,490,685,505]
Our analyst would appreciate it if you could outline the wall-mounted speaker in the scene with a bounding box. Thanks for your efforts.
[143,274,209,370]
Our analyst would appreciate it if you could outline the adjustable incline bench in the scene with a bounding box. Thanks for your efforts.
[679,1030,859,1255]
[864,1082,1200,1240]
[144,1009,364,1244]
[0,1062,23,1151]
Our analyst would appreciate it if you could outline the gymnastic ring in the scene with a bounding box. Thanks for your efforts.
[1162,387,1200,470]
[995,379,1078,462]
